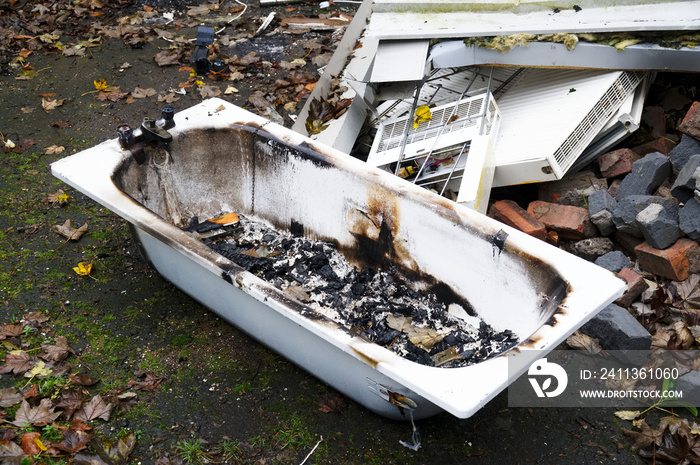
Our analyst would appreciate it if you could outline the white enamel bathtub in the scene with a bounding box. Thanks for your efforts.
[51,98,625,420]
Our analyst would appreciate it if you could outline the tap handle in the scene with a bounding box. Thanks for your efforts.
[160,106,175,130]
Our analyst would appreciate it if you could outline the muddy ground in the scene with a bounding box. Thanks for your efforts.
[0,0,690,464]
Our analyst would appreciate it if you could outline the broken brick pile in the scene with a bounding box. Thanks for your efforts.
[488,100,700,355]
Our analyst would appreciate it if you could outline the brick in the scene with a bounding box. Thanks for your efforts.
[607,178,622,198]
[527,200,597,240]
[634,238,700,281]
[678,101,700,140]
[580,303,651,352]
[597,148,641,179]
[615,152,672,200]
[489,200,547,241]
[631,138,676,157]
[615,267,649,308]
[614,231,644,257]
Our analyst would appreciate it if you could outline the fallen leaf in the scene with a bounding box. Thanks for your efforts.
[45,144,65,155]
[284,285,310,302]
[20,107,34,114]
[624,418,664,449]
[199,85,221,98]
[24,360,52,379]
[41,336,72,362]
[12,139,35,154]
[75,395,113,421]
[53,429,92,453]
[158,91,181,103]
[0,350,33,375]
[90,433,136,464]
[131,86,156,99]
[566,331,604,355]
[614,410,642,421]
[73,261,94,278]
[48,189,69,206]
[20,432,42,456]
[155,50,182,67]
[51,119,72,128]
[23,384,39,399]
[224,84,238,95]
[70,373,100,386]
[0,441,25,461]
[13,398,61,427]
[24,312,49,324]
[0,324,24,340]
[93,79,111,92]
[42,97,64,111]
[0,388,23,407]
[386,314,444,350]
[186,4,210,15]
[55,389,84,419]
[126,372,163,391]
[52,219,88,240]
[96,87,128,102]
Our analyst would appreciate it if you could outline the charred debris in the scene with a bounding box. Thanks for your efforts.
[184,212,519,368]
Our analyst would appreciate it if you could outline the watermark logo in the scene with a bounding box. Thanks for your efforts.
[528,358,568,398]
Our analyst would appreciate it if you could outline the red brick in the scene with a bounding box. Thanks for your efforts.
[597,148,641,179]
[489,200,547,241]
[526,200,597,240]
[615,267,648,307]
[678,101,700,140]
[631,138,676,157]
[614,231,644,257]
[634,238,700,281]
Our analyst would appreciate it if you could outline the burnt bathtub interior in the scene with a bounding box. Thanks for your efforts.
[114,123,569,352]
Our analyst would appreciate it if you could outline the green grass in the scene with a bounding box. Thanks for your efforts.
[174,437,210,464]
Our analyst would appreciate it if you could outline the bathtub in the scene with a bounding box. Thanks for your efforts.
[51,98,625,420]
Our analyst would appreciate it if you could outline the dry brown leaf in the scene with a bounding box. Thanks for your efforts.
[0,324,24,340]
[0,388,23,407]
[13,398,61,427]
[41,97,64,111]
[53,429,92,453]
[70,373,100,386]
[386,314,444,350]
[0,350,33,375]
[20,432,42,456]
[74,395,113,421]
[55,389,84,420]
[624,418,664,449]
[672,320,694,349]
[199,85,221,98]
[131,86,156,99]
[52,220,88,240]
[41,336,72,362]
[44,144,65,155]
[566,331,604,355]
[155,50,182,67]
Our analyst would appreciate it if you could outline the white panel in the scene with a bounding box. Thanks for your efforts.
[370,40,430,82]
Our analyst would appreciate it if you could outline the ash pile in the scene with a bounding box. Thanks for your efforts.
[186,214,518,368]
